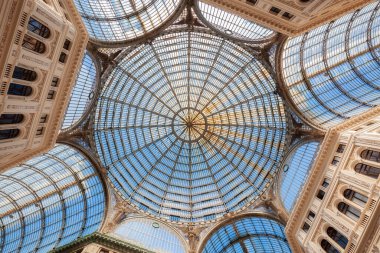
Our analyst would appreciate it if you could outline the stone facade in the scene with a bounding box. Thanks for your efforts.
[0,0,88,171]
[286,107,380,252]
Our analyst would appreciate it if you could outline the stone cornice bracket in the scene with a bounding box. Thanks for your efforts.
[186,225,200,253]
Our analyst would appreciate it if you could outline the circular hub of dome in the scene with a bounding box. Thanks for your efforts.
[172,108,207,142]
[94,30,288,223]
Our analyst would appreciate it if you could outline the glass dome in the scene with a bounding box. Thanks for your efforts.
[111,217,186,253]
[280,141,320,212]
[93,29,288,223]
[74,0,184,43]
[281,1,380,128]
[201,216,291,253]
[195,0,275,42]
[0,144,106,253]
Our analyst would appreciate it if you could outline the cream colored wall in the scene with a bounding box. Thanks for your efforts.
[287,116,380,253]
[0,0,88,171]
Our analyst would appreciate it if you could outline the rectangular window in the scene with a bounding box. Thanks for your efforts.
[302,222,310,232]
[307,211,315,221]
[63,39,71,50]
[59,52,67,63]
[51,77,59,87]
[282,12,294,20]
[36,127,44,136]
[246,0,257,5]
[331,156,341,166]
[39,114,48,123]
[322,178,330,188]
[270,6,281,15]
[316,190,325,200]
[337,144,346,153]
[47,90,55,100]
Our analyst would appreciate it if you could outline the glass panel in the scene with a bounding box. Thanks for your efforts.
[94,30,288,223]
[280,141,320,212]
[62,52,96,129]
[202,216,291,253]
[73,0,182,42]
[0,144,106,252]
[197,0,274,42]
[112,218,186,253]
[281,2,380,128]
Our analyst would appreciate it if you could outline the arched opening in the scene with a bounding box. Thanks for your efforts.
[320,239,340,253]
[0,114,24,124]
[0,129,20,140]
[28,17,50,38]
[12,66,37,81]
[343,189,368,207]
[22,34,46,54]
[326,227,348,249]
[360,149,380,163]
[354,163,380,179]
[7,83,32,96]
[337,202,361,221]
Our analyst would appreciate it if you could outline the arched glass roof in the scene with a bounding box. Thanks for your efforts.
[62,52,97,130]
[280,141,320,213]
[94,29,288,223]
[195,0,274,42]
[0,144,106,253]
[281,1,380,128]
[202,216,291,253]
[73,0,184,43]
[111,217,186,253]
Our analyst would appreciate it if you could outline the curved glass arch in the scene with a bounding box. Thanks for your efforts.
[281,1,380,128]
[280,141,320,213]
[202,216,291,253]
[73,0,183,43]
[0,144,106,253]
[112,217,186,253]
[62,52,97,129]
[196,0,274,42]
[94,30,288,223]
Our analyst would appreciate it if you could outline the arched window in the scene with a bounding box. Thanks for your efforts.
[12,66,37,81]
[28,17,50,38]
[7,83,32,96]
[343,189,368,207]
[360,150,380,163]
[338,202,361,221]
[354,163,380,179]
[327,227,348,249]
[321,239,340,253]
[0,129,20,140]
[22,34,46,54]
[0,114,24,124]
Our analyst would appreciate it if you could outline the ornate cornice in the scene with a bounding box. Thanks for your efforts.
[286,105,380,252]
